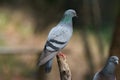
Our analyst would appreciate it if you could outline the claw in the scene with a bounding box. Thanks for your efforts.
[57,52,66,59]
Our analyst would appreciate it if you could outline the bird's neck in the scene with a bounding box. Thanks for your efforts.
[59,15,73,25]
[102,62,116,75]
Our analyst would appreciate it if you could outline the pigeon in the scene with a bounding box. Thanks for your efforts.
[38,9,77,73]
[93,56,119,80]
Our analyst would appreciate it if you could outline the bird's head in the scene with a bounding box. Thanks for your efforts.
[64,9,77,18]
[108,56,119,65]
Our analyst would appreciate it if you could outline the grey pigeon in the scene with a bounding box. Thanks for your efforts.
[93,56,119,80]
[38,9,77,73]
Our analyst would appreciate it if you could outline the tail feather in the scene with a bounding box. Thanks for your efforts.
[38,51,45,66]
[38,50,58,73]
[45,59,53,73]
[38,50,48,66]
[38,50,58,66]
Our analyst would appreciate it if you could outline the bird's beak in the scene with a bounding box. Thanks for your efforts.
[115,60,119,64]
[73,12,77,17]
[75,14,77,17]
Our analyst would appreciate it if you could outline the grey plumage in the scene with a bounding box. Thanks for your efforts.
[93,56,119,80]
[38,9,77,72]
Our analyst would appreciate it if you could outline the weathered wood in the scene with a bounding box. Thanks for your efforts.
[56,52,72,80]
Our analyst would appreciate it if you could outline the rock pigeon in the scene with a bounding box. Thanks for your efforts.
[93,56,119,80]
[38,9,77,73]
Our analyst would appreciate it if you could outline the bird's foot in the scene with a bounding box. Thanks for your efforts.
[57,52,66,59]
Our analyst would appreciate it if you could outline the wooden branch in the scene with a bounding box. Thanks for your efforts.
[56,52,72,80]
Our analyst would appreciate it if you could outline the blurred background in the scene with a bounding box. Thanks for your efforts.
[0,0,120,80]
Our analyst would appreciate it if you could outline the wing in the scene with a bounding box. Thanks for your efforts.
[48,24,73,42]
[46,26,72,51]
[39,25,73,66]
[93,72,103,80]
[38,50,58,66]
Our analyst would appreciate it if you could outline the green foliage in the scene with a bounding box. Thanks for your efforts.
[74,24,114,44]
[100,25,114,44]
[0,40,6,46]
[0,12,10,32]
[16,25,33,37]
[0,54,35,79]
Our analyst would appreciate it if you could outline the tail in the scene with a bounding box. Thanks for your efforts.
[38,50,58,66]
[45,59,53,73]
[38,51,45,66]
[38,50,58,73]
